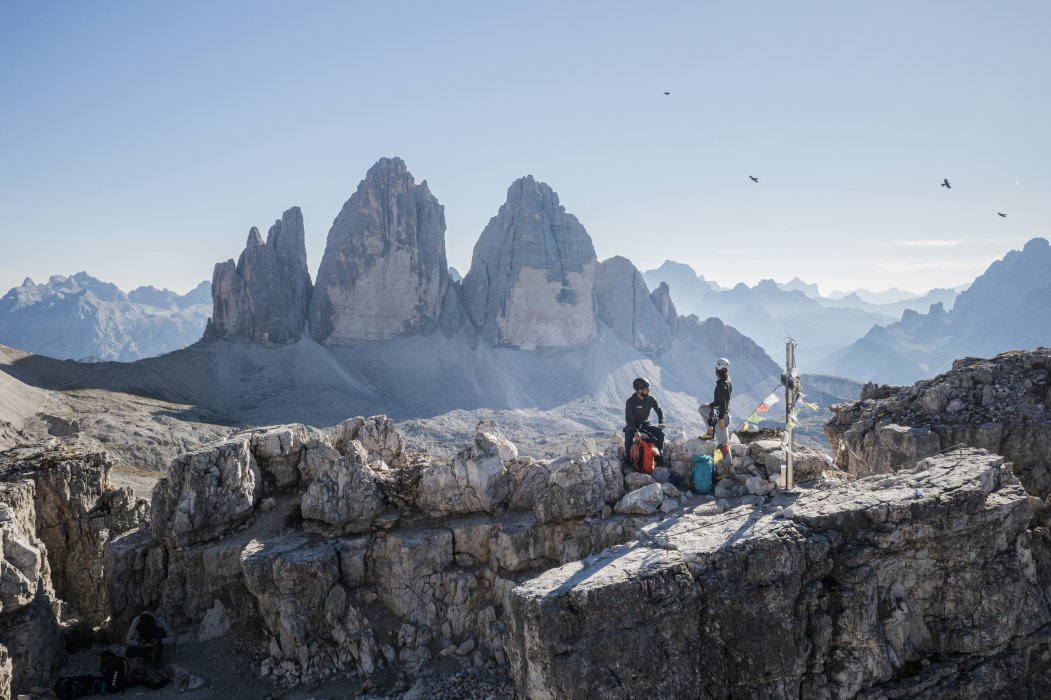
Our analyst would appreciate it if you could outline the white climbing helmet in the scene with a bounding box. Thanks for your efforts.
[715,357,730,372]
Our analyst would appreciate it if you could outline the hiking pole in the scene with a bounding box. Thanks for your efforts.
[785,339,796,490]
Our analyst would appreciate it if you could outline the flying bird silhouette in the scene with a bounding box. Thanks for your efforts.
[749,176,759,183]
[941,178,951,189]
[998,212,1007,218]
[663,91,670,95]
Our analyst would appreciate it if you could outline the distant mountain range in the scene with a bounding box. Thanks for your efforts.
[642,264,902,365]
[821,238,1051,384]
[0,273,210,361]
[643,237,1049,386]
[2,158,1046,399]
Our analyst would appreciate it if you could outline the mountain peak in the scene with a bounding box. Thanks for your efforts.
[246,227,263,248]
[209,206,312,345]
[462,177,597,347]
[1023,237,1049,254]
[365,156,409,178]
[309,158,449,344]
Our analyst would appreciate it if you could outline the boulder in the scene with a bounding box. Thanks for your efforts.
[151,438,261,547]
[534,454,624,524]
[613,483,664,515]
[623,471,654,492]
[332,415,406,468]
[197,599,232,641]
[417,421,518,517]
[301,442,385,533]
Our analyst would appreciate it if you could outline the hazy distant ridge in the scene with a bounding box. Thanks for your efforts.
[0,273,210,361]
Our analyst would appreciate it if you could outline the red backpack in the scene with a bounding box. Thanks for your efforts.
[629,432,658,475]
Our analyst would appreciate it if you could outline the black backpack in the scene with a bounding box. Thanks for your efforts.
[53,675,105,700]
[97,651,129,693]
[128,666,172,690]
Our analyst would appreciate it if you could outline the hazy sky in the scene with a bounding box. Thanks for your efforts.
[1,2,1048,297]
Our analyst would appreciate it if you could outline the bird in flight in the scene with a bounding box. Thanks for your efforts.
[941,178,951,189]
[998,212,1007,218]
[749,175,759,183]
[663,91,670,95]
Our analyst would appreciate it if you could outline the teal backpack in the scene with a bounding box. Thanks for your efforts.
[692,454,713,494]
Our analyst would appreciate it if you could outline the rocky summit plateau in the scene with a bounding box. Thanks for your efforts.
[0,350,1047,697]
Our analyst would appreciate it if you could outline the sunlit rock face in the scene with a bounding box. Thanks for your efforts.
[506,449,1051,699]
[462,176,598,348]
[309,158,449,344]
[209,206,312,344]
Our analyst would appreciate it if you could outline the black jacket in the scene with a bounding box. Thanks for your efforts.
[713,378,732,419]
[625,394,664,428]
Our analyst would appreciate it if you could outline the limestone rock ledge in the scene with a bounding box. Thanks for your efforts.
[506,449,1051,699]
[0,441,147,696]
[825,349,1051,498]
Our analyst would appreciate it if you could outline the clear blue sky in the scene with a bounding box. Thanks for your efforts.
[1,1,1048,296]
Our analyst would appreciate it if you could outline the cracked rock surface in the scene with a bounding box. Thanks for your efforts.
[506,449,1051,699]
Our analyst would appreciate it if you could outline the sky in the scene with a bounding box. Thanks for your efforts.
[1,1,1048,297]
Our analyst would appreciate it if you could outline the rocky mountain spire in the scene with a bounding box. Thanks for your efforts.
[650,281,678,330]
[461,176,598,348]
[309,157,449,344]
[593,256,674,354]
[208,206,312,344]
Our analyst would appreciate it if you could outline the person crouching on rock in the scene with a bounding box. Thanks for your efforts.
[698,357,733,459]
[125,611,176,669]
[624,377,666,462]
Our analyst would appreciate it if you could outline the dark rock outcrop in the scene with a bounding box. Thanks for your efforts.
[0,442,147,696]
[208,207,312,344]
[309,158,448,344]
[462,177,598,348]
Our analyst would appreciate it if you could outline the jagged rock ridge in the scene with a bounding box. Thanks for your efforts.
[823,238,1051,383]
[208,206,312,344]
[0,273,210,361]
[594,256,675,355]
[825,347,1051,497]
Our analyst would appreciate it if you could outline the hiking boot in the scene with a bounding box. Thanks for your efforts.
[699,432,714,441]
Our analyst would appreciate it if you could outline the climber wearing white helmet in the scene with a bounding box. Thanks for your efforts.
[698,358,733,454]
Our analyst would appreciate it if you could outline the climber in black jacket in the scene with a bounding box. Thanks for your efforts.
[624,377,666,461]
[698,357,733,456]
